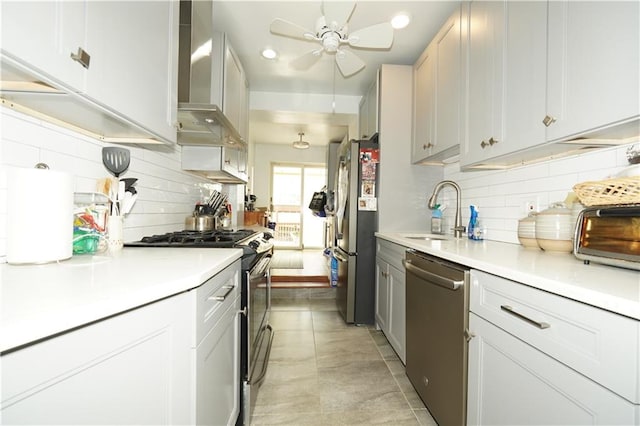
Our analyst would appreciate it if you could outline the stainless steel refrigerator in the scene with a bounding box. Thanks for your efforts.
[333,138,379,324]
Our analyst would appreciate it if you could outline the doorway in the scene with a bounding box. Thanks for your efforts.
[270,163,327,249]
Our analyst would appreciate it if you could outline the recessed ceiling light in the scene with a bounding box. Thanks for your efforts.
[391,13,410,29]
[261,48,278,60]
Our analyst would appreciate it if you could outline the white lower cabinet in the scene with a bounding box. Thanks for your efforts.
[0,292,192,424]
[375,239,406,364]
[467,269,640,425]
[193,261,241,426]
[0,260,242,425]
[468,313,637,425]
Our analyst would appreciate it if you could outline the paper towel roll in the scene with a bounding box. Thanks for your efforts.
[7,166,74,264]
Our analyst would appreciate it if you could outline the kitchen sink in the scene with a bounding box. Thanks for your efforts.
[400,233,450,241]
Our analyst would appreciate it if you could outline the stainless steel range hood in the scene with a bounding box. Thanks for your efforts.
[177,0,244,147]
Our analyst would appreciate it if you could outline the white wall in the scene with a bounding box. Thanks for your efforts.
[434,144,636,244]
[252,143,327,209]
[0,108,232,259]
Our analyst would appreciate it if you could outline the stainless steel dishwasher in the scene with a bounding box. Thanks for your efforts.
[404,249,470,426]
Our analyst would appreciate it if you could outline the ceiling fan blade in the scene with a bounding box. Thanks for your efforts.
[335,50,365,77]
[322,1,355,30]
[270,18,315,40]
[290,49,323,70]
[348,22,394,49]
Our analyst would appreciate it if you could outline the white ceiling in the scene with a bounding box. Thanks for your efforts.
[211,0,461,147]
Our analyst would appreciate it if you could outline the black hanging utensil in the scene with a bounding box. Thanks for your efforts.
[102,147,130,177]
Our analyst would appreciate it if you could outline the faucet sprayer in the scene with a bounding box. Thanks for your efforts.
[428,180,465,238]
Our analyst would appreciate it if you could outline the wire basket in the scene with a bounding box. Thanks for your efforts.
[573,176,640,206]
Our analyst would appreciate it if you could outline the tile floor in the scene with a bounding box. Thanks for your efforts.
[250,289,438,425]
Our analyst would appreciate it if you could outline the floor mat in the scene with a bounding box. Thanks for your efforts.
[271,251,304,269]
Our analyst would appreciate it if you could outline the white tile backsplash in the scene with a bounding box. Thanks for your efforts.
[439,144,637,244]
[2,106,636,256]
[0,107,226,259]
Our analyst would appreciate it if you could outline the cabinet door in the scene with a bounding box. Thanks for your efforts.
[467,313,637,426]
[84,1,178,142]
[224,43,244,136]
[196,296,241,426]
[358,95,369,139]
[462,0,505,166]
[1,1,86,90]
[387,265,406,364]
[412,45,436,163]
[546,1,640,141]
[1,294,192,425]
[375,257,389,332]
[434,9,462,157]
[502,1,547,153]
[366,71,379,138]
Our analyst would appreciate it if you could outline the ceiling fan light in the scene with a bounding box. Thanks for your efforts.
[391,13,410,29]
[261,48,278,60]
[292,132,310,149]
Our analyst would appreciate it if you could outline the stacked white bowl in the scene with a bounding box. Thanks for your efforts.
[517,214,539,248]
[535,203,574,253]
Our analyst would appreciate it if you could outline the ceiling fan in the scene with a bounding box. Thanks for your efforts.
[269,1,394,77]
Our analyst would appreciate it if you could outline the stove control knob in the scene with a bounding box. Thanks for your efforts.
[249,240,260,250]
[263,232,273,240]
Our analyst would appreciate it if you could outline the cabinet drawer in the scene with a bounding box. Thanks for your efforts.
[376,239,406,271]
[470,270,640,403]
[195,260,240,345]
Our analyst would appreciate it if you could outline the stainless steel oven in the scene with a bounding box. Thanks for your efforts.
[241,252,273,425]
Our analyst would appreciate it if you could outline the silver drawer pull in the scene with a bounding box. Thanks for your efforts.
[500,305,550,329]
[208,285,234,301]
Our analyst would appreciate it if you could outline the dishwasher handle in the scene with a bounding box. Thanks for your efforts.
[403,259,464,291]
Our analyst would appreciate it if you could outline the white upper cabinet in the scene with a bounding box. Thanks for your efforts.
[462,1,547,168]
[222,42,244,141]
[545,1,640,141]
[1,1,86,90]
[412,7,463,164]
[84,1,178,143]
[412,44,436,163]
[0,0,178,144]
[359,71,380,140]
[461,0,639,169]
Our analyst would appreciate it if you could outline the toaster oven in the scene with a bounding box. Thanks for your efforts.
[573,204,640,271]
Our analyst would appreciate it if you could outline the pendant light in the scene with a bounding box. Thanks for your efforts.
[292,132,310,149]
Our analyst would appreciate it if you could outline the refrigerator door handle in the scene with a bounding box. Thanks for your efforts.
[335,246,355,259]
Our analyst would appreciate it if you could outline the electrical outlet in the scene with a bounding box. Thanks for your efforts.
[524,200,538,215]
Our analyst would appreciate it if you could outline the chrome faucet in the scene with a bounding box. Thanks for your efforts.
[428,180,465,238]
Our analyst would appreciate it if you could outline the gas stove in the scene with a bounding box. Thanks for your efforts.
[125,228,274,270]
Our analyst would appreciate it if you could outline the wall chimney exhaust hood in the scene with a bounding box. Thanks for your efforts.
[177,0,245,147]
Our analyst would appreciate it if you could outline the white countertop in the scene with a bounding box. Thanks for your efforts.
[376,232,640,321]
[0,248,242,353]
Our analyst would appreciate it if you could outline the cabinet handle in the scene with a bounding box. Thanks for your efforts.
[209,285,235,301]
[224,159,231,165]
[70,47,91,69]
[542,115,557,127]
[423,142,433,150]
[480,140,489,149]
[464,328,476,342]
[500,305,550,329]
[489,137,498,146]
